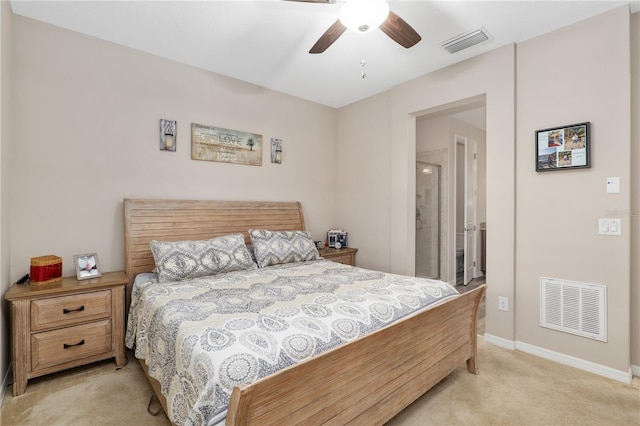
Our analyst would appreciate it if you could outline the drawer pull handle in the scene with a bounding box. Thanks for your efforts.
[63,306,85,314]
[63,339,85,349]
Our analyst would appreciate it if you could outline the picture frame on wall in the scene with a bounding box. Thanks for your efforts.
[160,119,177,152]
[191,123,262,166]
[73,253,101,280]
[535,122,590,172]
[271,138,282,164]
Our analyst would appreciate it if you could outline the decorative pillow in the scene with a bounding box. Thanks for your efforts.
[249,229,320,268]
[150,233,257,283]
[246,244,257,264]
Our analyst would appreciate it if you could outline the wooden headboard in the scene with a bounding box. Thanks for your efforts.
[123,198,306,305]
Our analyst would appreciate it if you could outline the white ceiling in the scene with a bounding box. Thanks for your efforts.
[10,0,640,108]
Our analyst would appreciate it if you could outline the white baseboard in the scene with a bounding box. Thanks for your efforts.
[632,364,640,378]
[483,336,632,384]
[516,341,632,384]
[483,333,516,350]
[1,362,12,406]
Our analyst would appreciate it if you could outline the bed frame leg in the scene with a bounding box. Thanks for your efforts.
[465,285,485,376]
[147,394,164,416]
[466,355,479,375]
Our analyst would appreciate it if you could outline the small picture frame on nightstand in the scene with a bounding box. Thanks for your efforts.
[327,231,348,248]
[73,253,102,280]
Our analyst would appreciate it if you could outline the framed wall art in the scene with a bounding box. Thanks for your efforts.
[191,123,262,166]
[536,122,590,172]
[271,138,282,164]
[160,119,177,152]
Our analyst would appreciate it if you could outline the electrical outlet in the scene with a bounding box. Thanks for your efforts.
[498,296,508,312]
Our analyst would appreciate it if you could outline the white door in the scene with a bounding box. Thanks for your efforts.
[463,139,478,285]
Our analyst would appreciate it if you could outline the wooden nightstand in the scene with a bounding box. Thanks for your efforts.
[318,247,358,266]
[5,271,128,396]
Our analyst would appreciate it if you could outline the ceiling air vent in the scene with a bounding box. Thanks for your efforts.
[441,27,491,54]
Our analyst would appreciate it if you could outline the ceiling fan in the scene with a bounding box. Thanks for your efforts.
[291,0,422,54]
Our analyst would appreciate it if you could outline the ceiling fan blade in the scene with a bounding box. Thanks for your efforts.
[379,11,422,49]
[285,0,335,3]
[309,20,347,54]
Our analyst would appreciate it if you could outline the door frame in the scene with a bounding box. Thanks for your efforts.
[455,135,479,285]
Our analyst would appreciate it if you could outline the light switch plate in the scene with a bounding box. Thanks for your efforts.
[606,177,620,193]
[599,218,621,235]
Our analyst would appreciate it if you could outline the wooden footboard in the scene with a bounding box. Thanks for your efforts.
[226,284,486,425]
[138,285,485,425]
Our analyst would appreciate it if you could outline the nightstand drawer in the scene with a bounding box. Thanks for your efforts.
[31,319,112,371]
[318,247,358,266]
[327,253,353,264]
[31,290,111,331]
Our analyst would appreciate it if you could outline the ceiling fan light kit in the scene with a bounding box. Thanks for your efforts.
[339,0,389,33]
[305,0,421,54]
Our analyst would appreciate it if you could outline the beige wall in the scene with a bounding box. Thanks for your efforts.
[3,14,341,383]
[335,92,392,272]
[631,11,639,370]
[337,44,517,342]
[8,16,339,284]
[394,46,517,345]
[1,13,342,380]
[0,0,13,388]
[516,6,630,373]
[337,6,636,375]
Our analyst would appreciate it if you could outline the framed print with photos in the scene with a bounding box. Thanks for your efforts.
[73,253,102,280]
[536,122,590,172]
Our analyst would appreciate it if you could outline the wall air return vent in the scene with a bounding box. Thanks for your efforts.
[540,277,606,342]
[441,27,491,54]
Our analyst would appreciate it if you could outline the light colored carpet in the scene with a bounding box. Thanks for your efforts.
[1,355,168,426]
[387,340,639,426]
[2,340,638,426]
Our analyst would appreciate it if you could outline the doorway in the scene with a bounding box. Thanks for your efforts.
[415,99,486,285]
[415,162,440,279]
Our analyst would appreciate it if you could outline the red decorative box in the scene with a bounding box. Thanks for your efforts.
[30,255,62,285]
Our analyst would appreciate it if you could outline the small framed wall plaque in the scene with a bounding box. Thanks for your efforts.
[535,122,590,172]
[271,138,282,164]
[160,119,177,152]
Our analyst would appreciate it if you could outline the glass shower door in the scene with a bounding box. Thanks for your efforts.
[415,162,440,279]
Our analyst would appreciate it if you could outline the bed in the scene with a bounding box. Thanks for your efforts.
[123,198,486,426]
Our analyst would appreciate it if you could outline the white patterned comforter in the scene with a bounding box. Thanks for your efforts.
[125,259,459,426]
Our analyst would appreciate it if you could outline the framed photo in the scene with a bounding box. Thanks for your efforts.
[536,122,590,172]
[73,253,102,280]
[327,231,348,248]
